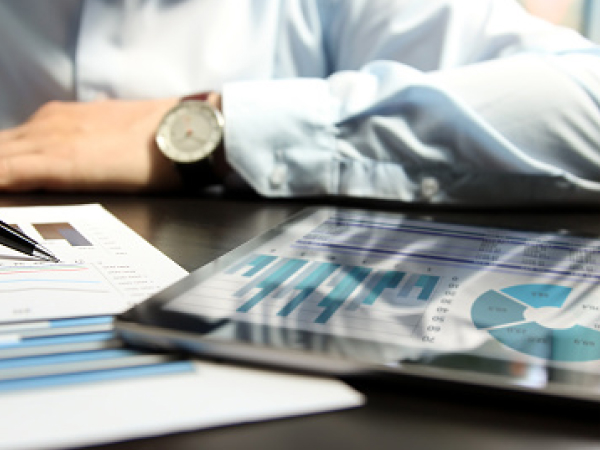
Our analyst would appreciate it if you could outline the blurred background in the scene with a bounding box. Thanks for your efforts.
[519,0,600,42]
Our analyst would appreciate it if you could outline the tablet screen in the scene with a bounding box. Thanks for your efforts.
[118,207,600,402]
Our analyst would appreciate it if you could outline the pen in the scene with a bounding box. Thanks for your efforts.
[0,220,60,263]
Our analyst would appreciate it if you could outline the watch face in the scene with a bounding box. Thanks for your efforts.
[156,100,224,164]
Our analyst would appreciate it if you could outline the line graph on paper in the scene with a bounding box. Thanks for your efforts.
[0,264,106,293]
[0,204,187,324]
[0,262,129,323]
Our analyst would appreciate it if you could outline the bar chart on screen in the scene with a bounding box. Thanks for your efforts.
[166,210,475,345]
[233,254,440,320]
[169,248,453,345]
[165,208,600,354]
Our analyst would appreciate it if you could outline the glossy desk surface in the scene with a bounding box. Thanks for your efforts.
[3,194,599,450]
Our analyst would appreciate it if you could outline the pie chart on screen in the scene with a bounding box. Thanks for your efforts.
[471,284,600,362]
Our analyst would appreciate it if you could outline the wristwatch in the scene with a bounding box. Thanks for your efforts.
[155,93,224,191]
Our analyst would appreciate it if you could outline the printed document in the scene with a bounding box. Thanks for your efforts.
[0,204,363,449]
[0,203,187,322]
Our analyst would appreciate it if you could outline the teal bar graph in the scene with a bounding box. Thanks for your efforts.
[237,259,308,313]
[398,274,440,301]
[315,266,371,324]
[230,254,278,277]
[273,261,322,299]
[277,262,340,317]
[230,254,443,324]
[347,270,406,311]
[234,257,291,297]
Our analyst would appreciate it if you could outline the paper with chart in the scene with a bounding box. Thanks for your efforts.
[0,204,186,323]
[167,208,600,374]
[0,205,363,450]
[0,318,363,450]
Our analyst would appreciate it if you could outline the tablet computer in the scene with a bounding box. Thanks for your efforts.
[116,207,600,404]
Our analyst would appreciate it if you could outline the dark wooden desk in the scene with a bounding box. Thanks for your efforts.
[3,194,599,450]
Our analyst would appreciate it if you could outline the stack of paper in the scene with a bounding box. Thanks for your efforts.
[0,204,363,450]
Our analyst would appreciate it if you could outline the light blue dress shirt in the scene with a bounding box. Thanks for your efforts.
[1,0,600,205]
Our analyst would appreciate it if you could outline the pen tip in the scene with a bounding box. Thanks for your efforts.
[41,254,61,263]
[33,247,61,263]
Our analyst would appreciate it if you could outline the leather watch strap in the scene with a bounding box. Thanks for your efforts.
[175,92,224,192]
[175,155,221,192]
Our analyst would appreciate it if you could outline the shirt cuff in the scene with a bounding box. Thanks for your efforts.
[222,78,340,197]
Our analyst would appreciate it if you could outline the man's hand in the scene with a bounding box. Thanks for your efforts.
[0,98,183,192]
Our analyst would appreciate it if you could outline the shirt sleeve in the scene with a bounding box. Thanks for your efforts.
[222,0,600,206]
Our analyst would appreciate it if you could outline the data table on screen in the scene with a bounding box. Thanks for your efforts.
[166,208,600,371]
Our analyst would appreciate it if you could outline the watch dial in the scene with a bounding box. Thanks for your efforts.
[156,101,224,163]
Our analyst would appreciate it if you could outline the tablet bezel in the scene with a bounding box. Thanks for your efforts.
[116,207,600,405]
